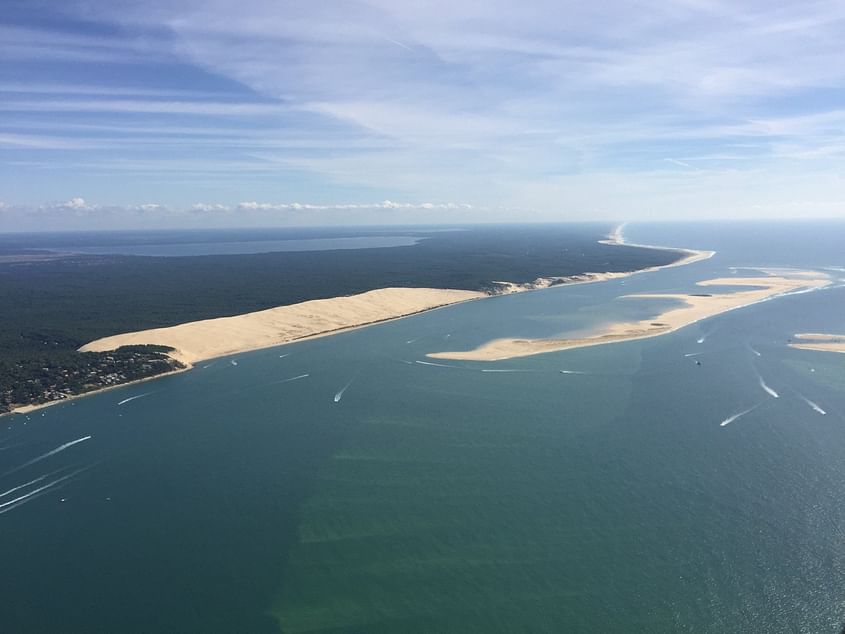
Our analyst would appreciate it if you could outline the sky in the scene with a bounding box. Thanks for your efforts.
[1,0,844,230]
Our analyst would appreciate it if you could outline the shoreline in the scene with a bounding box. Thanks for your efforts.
[429,270,831,361]
[5,224,712,416]
[789,332,845,354]
[6,364,194,417]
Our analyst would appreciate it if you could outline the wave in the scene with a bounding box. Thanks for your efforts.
[720,403,762,427]
[758,376,779,399]
[798,394,826,415]
[117,392,153,406]
[4,436,92,476]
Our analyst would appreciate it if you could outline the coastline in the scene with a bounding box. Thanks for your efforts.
[5,224,711,416]
[7,364,194,417]
[789,333,845,354]
[429,271,831,361]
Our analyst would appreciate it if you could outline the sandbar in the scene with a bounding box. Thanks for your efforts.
[429,271,831,361]
[789,333,845,354]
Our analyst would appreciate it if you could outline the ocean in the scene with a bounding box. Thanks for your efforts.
[1,221,844,633]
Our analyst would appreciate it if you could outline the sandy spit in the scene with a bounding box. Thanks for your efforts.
[790,333,845,354]
[429,271,831,361]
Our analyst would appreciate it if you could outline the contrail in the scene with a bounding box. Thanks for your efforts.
[0,466,92,515]
[720,403,762,427]
[798,394,826,415]
[758,376,779,399]
[383,36,414,52]
[117,392,153,406]
[4,436,92,476]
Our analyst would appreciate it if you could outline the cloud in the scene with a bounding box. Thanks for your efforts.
[236,200,472,211]
[3,1,845,221]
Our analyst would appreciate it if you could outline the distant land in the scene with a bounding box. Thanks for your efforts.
[0,224,685,414]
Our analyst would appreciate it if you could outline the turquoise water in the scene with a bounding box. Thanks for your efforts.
[2,222,845,632]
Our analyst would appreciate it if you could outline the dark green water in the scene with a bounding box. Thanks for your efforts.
[2,222,845,632]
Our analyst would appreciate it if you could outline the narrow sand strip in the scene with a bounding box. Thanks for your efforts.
[790,333,845,354]
[429,271,830,361]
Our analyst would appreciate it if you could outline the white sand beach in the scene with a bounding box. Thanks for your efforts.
[429,271,830,361]
[790,333,845,354]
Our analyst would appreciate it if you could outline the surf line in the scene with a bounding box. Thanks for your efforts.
[117,392,153,406]
[720,403,763,427]
[3,436,92,476]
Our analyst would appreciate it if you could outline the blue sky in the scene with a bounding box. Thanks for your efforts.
[1,0,844,229]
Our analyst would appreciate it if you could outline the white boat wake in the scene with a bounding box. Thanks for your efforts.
[720,403,762,427]
[798,394,826,415]
[684,352,704,358]
[559,370,588,375]
[4,436,92,476]
[748,345,762,357]
[0,465,93,515]
[697,335,707,344]
[334,378,355,403]
[272,373,310,385]
[415,360,460,369]
[230,360,238,366]
[758,376,779,399]
[117,392,153,406]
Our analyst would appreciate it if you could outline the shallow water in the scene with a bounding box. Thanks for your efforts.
[2,222,844,633]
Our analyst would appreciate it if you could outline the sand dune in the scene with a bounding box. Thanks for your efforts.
[430,271,830,361]
[80,287,485,365]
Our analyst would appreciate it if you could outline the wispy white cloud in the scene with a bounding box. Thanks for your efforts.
[3,0,845,221]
